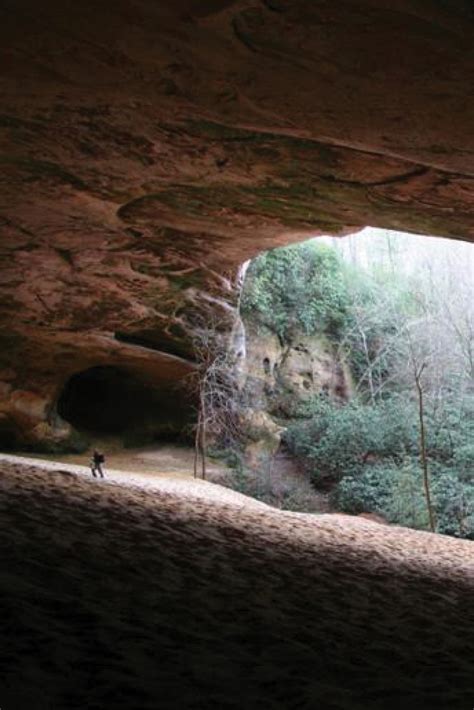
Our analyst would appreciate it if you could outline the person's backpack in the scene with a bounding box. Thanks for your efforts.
[97,453,105,464]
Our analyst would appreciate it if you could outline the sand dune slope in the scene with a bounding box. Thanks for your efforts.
[0,461,473,710]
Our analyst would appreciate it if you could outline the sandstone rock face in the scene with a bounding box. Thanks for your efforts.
[241,322,351,464]
[1,1,474,447]
[244,323,352,415]
[240,409,285,469]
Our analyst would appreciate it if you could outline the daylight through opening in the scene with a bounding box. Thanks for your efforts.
[237,228,474,538]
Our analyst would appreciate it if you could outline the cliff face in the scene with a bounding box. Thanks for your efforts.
[241,321,351,464]
[1,0,474,447]
[244,323,351,414]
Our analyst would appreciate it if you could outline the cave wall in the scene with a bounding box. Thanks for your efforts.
[1,0,474,447]
[239,321,352,466]
[243,322,352,414]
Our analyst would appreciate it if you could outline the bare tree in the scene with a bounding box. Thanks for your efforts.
[337,287,408,403]
[188,316,243,479]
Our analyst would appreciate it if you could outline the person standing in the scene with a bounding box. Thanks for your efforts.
[90,450,106,478]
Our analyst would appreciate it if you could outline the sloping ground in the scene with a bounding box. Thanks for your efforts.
[1,451,253,508]
[0,460,473,710]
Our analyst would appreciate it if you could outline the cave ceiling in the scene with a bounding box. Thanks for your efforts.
[1,0,474,446]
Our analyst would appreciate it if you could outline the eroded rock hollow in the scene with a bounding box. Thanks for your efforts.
[1,0,474,448]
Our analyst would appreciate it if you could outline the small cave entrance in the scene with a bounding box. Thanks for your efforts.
[57,365,193,444]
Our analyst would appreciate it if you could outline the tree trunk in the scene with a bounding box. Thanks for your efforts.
[200,389,206,480]
[415,365,436,532]
[193,409,200,479]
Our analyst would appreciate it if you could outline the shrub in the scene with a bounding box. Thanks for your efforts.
[333,461,474,537]
[284,397,417,487]
[431,469,474,538]
[241,242,350,342]
[453,444,474,482]
[332,465,393,515]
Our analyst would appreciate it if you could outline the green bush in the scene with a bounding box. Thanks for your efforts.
[332,460,474,537]
[386,461,431,530]
[432,469,474,538]
[285,394,474,537]
[453,444,474,482]
[332,465,393,515]
[241,242,350,341]
[284,397,417,486]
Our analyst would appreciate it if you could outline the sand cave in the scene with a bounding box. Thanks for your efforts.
[0,1,474,708]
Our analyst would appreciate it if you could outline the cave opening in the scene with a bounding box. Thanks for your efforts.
[57,365,193,444]
[239,228,474,537]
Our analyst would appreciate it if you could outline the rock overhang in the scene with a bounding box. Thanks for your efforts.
[1,0,474,447]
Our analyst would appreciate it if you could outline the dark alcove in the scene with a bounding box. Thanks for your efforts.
[57,365,193,443]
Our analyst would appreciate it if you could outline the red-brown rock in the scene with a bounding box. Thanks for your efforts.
[1,1,474,446]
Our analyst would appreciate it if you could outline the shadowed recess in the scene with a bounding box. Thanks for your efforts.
[57,366,193,443]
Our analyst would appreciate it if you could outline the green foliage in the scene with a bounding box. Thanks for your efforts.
[387,462,431,530]
[425,397,474,466]
[431,470,474,538]
[332,462,432,530]
[208,446,245,474]
[284,397,417,487]
[333,465,394,515]
[454,445,474,482]
[285,394,474,537]
[241,242,350,341]
[333,462,474,538]
[240,237,474,539]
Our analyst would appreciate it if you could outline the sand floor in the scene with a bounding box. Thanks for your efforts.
[18,442,233,479]
[0,452,265,510]
[0,457,473,709]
